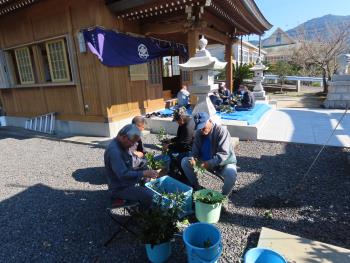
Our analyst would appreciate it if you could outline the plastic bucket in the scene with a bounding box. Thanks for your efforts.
[183,223,223,263]
[244,247,287,263]
[195,201,222,224]
[145,242,171,263]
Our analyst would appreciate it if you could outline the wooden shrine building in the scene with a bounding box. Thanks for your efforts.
[0,0,271,136]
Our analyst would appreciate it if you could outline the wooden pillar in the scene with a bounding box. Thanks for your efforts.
[187,29,199,58]
[225,40,233,92]
[240,35,243,66]
[187,29,199,105]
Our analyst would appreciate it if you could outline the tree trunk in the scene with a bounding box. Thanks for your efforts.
[322,69,328,94]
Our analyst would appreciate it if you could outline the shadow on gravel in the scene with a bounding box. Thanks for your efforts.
[225,143,350,249]
[0,184,151,262]
[72,167,107,185]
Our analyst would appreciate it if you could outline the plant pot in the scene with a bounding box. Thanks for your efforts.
[195,201,222,224]
[244,247,287,263]
[183,223,223,263]
[145,242,171,263]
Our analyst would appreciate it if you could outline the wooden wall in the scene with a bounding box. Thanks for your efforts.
[0,0,165,124]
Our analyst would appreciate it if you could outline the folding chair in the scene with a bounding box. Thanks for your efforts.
[104,199,140,247]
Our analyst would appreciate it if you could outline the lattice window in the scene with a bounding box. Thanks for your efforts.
[46,39,71,82]
[14,47,34,84]
[148,58,162,85]
[171,56,180,76]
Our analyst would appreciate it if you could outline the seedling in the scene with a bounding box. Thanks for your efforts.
[193,189,226,205]
[193,159,206,175]
[203,238,212,248]
[145,152,165,170]
[219,105,234,113]
[157,127,168,142]
[264,210,273,219]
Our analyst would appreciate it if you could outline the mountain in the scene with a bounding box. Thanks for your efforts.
[286,14,350,42]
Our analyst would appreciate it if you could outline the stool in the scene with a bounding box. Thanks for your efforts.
[104,199,140,247]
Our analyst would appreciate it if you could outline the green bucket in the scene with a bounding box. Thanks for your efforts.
[194,189,225,224]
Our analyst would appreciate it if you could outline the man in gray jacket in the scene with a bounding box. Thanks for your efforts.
[104,124,158,208]
[181,112,237,195]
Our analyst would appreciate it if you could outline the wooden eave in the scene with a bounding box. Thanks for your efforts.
[106,0,272,36]
[0,0,41,17]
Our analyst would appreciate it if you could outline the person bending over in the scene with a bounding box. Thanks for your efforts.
[181,112,237,196]
[104,124,157,208]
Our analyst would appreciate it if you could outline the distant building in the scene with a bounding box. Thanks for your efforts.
[207,40,266,65]
[261,28,299,63]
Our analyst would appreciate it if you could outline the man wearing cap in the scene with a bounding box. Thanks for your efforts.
[181,112,237,195]
[104,124,158,208]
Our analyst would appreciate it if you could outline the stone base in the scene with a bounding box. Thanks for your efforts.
[253,90,267,101]
[324,100,350,109]
[2,115,134,137]
[324,75,350,109]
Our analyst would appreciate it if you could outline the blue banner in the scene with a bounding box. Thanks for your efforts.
[83,27,188,67]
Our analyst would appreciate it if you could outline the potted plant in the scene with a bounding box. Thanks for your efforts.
[137,195,184,263]
[193,189,227,224]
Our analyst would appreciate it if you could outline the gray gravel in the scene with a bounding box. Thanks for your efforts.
[0,130,349,262]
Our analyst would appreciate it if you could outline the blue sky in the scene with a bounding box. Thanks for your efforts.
[246,0,350,41]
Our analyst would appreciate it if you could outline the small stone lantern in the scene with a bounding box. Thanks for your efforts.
[250,57,268,101]
[179,36,227,119]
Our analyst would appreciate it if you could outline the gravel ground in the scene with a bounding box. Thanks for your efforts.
[0,131,349,262]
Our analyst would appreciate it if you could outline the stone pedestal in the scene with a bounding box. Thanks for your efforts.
[324,75,350,109]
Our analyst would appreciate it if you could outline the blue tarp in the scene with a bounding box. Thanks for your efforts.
[158,107,192,116]
[217,103,272,125]
[158,104,271,126]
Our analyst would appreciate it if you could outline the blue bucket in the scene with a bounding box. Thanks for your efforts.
[183,223,223,263]
[145,242,171,263]
[244,247,287,263]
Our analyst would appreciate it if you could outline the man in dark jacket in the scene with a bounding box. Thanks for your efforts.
[104,124,157,208]
[236,85,255,110]
[163,107,194,179]
[132,116,146,155]
[181,112,237,195]
[218,83,231,105]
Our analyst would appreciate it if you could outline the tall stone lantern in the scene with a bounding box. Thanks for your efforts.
[179,36,227,119]
[250,57,268,101]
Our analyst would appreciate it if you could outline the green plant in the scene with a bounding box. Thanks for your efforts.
[145,152,165,170]
[219,105,234,113]
[233,62,253,92]
[136,194,184,247]
[193,189,226,205]
[264,210,273,219]
[157,127,168,142]
[193,159,206,175]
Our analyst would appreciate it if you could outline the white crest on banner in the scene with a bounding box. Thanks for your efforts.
[138,44,149,60]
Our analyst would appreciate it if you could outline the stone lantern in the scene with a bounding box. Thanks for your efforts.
[179,36,227,119]
[324,54,350,109]
[250,57,268,101]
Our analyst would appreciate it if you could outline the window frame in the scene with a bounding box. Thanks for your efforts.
[2,35,76,88]
[45,39,71,83]
[14,47,35,85]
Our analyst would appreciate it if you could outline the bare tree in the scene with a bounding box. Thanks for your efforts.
[292,24,350,93]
